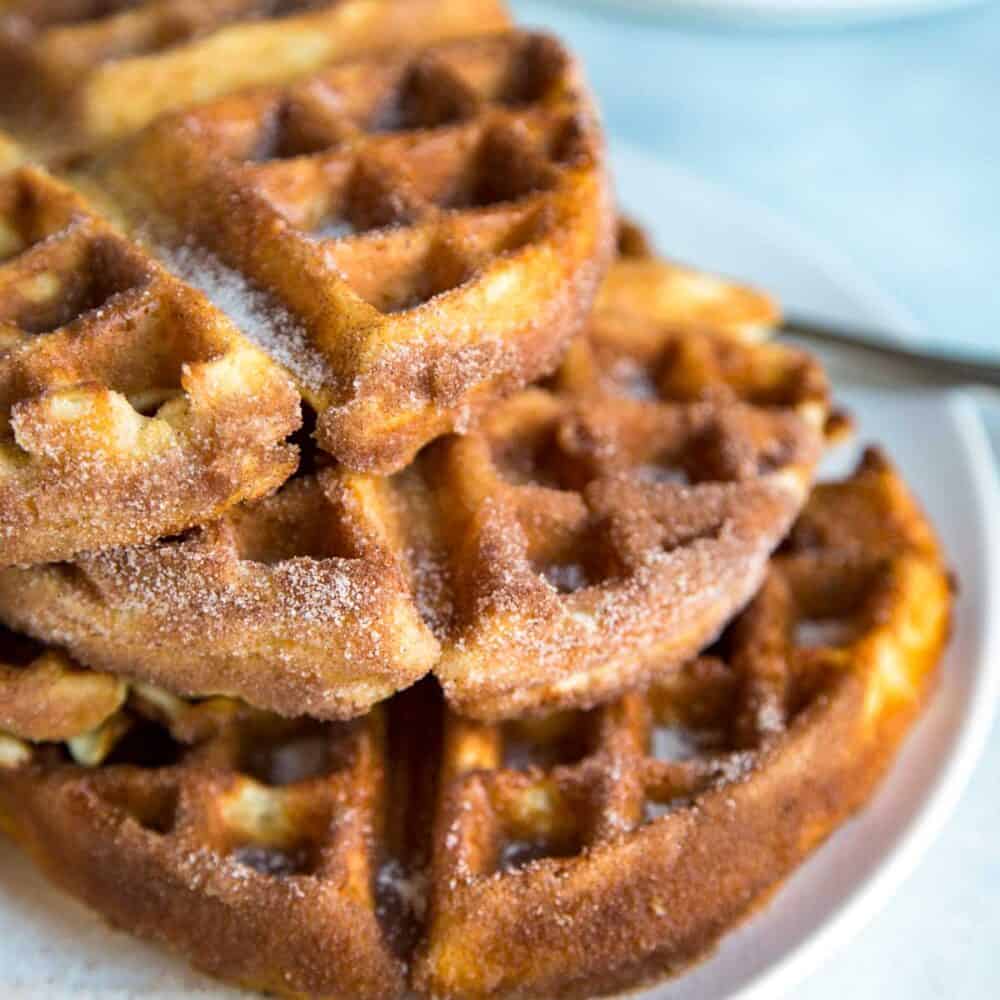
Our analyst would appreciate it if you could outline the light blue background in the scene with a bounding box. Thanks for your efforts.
[515,1,1000,359]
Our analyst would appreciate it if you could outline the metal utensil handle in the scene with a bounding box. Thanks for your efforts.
[781,315,1000,388]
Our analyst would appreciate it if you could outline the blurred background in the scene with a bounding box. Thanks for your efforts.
[511,3,998,999]
[514,1,998,361]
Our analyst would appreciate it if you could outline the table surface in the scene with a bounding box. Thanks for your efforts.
[513,3,1000,997]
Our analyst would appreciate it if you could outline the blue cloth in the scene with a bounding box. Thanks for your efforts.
[514,1,1000,359]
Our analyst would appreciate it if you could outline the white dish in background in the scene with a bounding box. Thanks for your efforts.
[1,148,997,998]
[566,0,987,27]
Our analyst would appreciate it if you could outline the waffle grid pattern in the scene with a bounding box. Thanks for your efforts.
[0,0,511,154]
[0,166,300,565]
[99,30,615,472]
[0,451,952,1000]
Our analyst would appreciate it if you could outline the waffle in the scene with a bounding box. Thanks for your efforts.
[0,166,301,566]
[0,247,827,719]
[0,450,953,998]
[600,219,780,342]
[91,30,616,472]
[0,626,125,749]
[0,0,511,158]
[0,130,21,172]
[416,449,951,998]
[0,468,444,718]
[0,678,408,996]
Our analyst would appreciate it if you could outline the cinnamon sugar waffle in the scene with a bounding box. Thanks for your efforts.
[0,467,443,718]
[0,0,510,159]
[0,166,301,566]
[0,131,21,172]
[0,675,407,996]
[416,449,950,999]
[0,249,827,719]
[601,219,780,341]
[430,227,828,718]
[92,30,616,472]
[0,450,952,998]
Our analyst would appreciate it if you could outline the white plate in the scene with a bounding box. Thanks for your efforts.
[565,0,987,27]
[1,152,998,998]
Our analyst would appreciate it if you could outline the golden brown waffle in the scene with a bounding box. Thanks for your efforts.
[0,249,826,719]
[0,166,301,566]
[0,468,444,718]
[416,452,951,999]
[0,0,511,158]
[92,30,616,472]
[0,681,408,996]
[427,225,828,718]
[0,130,21,172]
[601,219,780,342]
[0,450,952,998]
[0,626,124,748]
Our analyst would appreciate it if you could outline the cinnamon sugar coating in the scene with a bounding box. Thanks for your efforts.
[416,449,950,998]
[0,247,828,718]
[0,469,441,718]
[0,451,952,998]
[0,0,511,158]
[91,30,616,472]
[0,167,300,566]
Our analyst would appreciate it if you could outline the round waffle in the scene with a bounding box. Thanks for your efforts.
[0,246,828,719]
[92,30,617,472]
[0,166,301,567]
[429,224,829,718]
[0,450,952,999]
[0,0,511,159]
[0,130,21,173]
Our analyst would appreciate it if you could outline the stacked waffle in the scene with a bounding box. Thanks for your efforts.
[0,3,952,998]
